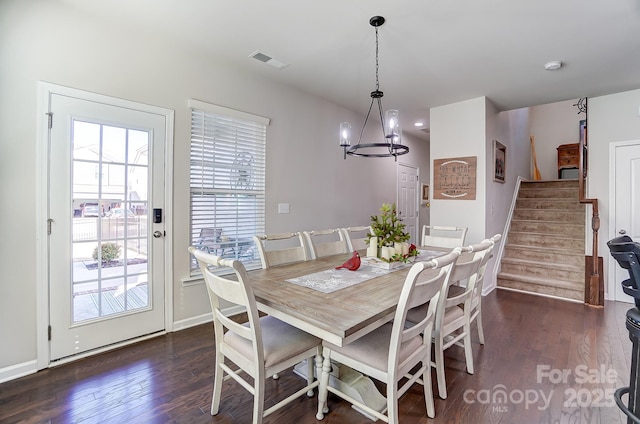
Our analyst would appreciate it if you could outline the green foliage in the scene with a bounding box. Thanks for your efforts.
[368,203,410,249]
[92,242,121,263]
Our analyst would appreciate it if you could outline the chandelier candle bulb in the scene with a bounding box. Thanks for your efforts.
[384,109,401,144]
[339,122,351,147]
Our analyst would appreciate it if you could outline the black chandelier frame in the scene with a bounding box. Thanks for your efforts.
[342,16,409,160]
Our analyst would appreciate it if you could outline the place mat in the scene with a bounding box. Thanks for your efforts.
[285,249,444,294]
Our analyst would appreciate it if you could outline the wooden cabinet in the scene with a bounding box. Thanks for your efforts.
[557,143,579,179]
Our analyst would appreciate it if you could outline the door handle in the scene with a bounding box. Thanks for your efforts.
[619,229,627,235]
[153,230,164,238]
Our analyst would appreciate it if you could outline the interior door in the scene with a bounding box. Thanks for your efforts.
[397,163,419,244]
[48,92,167,361]
[612,142,640,303]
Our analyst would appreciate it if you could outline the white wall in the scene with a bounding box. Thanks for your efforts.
[430,98,531,292]
[0,0,430,373]
[589,89,640,299]
[530,99,585,180]
[430,97,487,245]
[484,103,532,291]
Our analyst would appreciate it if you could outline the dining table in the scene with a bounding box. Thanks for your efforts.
[247,246,463,417]
[249,247,451,347]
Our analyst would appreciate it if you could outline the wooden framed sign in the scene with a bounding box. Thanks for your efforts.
[433,156,477,200]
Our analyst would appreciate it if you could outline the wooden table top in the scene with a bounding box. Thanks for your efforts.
[249,247,456,346]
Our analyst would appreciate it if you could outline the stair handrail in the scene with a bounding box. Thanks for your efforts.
[578,104,602,306]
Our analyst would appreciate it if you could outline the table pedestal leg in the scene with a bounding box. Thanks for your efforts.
[295,360,386,419]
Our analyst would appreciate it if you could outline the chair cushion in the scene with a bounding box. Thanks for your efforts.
[324,323,423,373]
[443,305,464,326]
[224,316,320,368]
[406,303,428,325]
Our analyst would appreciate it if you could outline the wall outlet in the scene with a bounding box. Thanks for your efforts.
[278,203,290,214]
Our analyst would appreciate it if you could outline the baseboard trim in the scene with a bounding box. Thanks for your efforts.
[171,305,245,332]
[497,285,583,304]
[172,312,213,331]
[0,360,38,384]
[1,306,247,385]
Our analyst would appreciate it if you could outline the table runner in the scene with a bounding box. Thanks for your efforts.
[286,250,443,293]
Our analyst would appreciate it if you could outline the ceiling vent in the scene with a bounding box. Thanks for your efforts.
[249,50,290,70]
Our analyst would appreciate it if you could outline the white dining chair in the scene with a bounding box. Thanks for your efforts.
[316,248,461,422]
[252,232,308,269]
[468,234,501,345]
[407,239,493,400]
[303,228,348,259]
[421,225,468,248]
[188,247,322,424]
[341,226,371,252]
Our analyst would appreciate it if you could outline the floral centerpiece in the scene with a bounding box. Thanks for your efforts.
[366,203,418,263]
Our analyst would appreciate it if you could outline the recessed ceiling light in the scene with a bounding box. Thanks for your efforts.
[544,60,563,71]
[414,121,424,127]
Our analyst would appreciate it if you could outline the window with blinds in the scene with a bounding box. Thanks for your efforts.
[189,100,268,275]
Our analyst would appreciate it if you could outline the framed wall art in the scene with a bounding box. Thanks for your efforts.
[493,140,506,183]
[433,156,477,200]
[421,183,429,205]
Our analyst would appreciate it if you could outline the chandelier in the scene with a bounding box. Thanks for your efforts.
[339,16,409,160]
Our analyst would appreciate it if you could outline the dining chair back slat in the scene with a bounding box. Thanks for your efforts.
[341,226,371,252]
[253,232,308,269]
[421,225,468,248]
[303,229,348,259]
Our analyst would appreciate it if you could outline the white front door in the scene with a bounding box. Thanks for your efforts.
[611,141,640,303]
[46,89,170,361]
[397,163,419,244]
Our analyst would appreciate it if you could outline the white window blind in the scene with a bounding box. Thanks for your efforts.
[189,100,267,274]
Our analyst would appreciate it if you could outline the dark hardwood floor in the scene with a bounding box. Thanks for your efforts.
[0,290,633,423]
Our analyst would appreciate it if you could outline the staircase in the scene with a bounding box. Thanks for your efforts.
[497,180,586,302]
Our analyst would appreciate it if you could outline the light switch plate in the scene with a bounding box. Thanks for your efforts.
[278,203,290,214]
